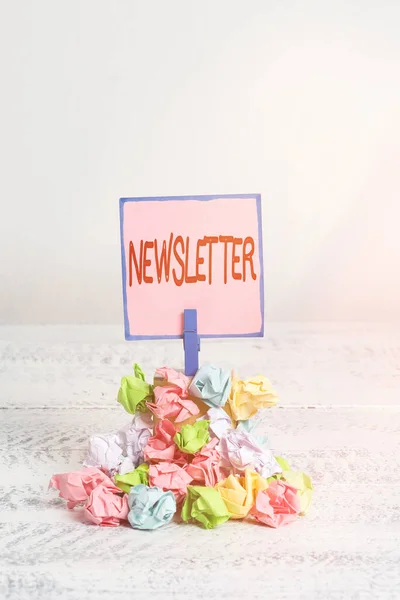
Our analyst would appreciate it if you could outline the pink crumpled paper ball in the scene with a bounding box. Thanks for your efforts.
[154,367,190,396]
[250,480,301,528]
[49,468,111,509]
[147,385,199,423]
[185,439,225,487]
[143,419,187,465]
[149,462,193,504]
[84,481,129,527]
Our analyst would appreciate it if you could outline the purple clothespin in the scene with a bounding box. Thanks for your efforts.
[183,309,200,376]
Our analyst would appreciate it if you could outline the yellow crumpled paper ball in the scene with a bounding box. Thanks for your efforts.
[228,375,278,421]
[216,470,268,519]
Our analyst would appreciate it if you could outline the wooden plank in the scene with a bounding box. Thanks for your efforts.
[1,483,400,524]
[1,324,399,408]
[1,326,400,599]
[1,408,398,499]
[2,407,400,453]
[1,446,398,487]
[1,521,399,599]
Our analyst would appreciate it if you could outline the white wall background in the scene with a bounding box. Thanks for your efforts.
[0,0,399,324]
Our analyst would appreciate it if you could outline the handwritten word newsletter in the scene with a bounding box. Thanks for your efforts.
[128,234,258,286]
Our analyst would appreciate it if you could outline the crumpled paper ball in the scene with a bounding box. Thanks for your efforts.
[131,410,154,430]
[216,470,267,519]
[250,480,301,528]
[114,463,149,493]
[228,375,277,421]
[117,421,151,470]
[128,484,176,530]
[154,367,190,396]
[185,439,225,487]
[237,418,269,447]
[269,456,313,515]
[280,470,313,515]
[49,467,110,509]
[84,481,129,527]
[149,462,193,503]
[189,364,231,409]
[239,470,269,507]
[181,485,230,529]
[204,407,233,439]
[219,429,282,479]
[83,414,152,475]
[83,432,124,474]
[118,363,154,414]
[147,385,199,423]
[173,420,210,454]
[144,419,186,464]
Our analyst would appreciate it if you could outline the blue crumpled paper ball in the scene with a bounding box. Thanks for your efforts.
[189,364,231,409]
[127,484,176,530]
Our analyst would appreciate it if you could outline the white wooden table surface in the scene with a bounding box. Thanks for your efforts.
[1,324,399,600]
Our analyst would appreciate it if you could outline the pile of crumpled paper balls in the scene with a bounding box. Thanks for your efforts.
[50,364,312,530]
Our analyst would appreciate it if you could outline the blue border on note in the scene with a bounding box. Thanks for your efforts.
[119,194,264,340]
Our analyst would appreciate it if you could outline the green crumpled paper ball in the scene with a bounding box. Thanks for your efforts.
[114,463,149,494]
[267,456,313,515]
[173,420,210,454]
[117,363,154,414]
[181,485,230,529]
